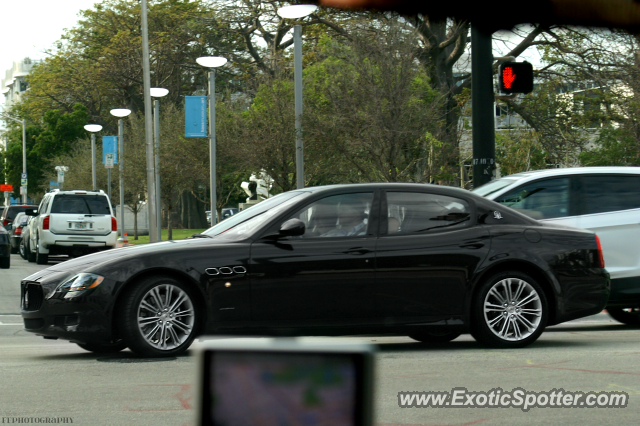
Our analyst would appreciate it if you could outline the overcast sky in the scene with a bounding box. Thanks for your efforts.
[0,0,98,108]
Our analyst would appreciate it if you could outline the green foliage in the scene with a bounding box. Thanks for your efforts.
[579,127,640,166]
[496,130,547,176]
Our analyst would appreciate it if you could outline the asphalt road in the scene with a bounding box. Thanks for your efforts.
[1,252,639,425]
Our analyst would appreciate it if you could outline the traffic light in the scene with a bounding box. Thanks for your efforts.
[498,61,534,94]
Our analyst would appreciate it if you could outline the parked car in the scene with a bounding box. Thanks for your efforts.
[20,183,609,357]
[25,189,117,265]
[473,166,640,324]
[221,207,239,220]
[0,224,10,268]
[0,204,38,229]
[8,213,29,254]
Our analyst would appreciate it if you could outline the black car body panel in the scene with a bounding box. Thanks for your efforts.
[19,183,610,348]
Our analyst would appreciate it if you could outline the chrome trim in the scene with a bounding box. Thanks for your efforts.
[233,266,247,274]
[219,267,233,274]
[205,268,219,276]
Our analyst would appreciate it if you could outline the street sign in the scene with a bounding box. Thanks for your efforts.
[21,173,27,180]
[102,136,118,164]
[498,62,534,94]
[3,191,10,199]
[0,184,12,192]
[185,96,207,138]
[21,178,27,186]
[57,171,65,183]
[20,186,27,195]
[105,153,115,168]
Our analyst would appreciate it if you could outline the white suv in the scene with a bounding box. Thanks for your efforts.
[473,166,640,324]
[26,189,118,264]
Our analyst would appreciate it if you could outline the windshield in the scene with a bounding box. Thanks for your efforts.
[471,178,520,197]
[202,191,309,240]
[50,195,111,215]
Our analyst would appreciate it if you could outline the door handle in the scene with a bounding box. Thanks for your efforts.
[343,248,371,255]
[460,242,484,249]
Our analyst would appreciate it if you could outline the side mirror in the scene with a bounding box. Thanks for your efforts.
[25,209,38,216]
[279,218,305,237]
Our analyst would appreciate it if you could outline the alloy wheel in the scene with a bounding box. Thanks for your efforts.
[136,284,196,351]
[483,277,543,341]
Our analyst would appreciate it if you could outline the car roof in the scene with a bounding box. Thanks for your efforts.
[500,166,640,180]
[294,182,473,197]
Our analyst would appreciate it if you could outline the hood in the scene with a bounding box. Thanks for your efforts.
[39,237,234,274]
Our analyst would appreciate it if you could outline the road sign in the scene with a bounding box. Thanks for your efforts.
[21,179,27,186]
[105,153,114,168]
[21,173,27,180]
[498,61,534,94]
[0,184,12,192]
[20,186,27,195]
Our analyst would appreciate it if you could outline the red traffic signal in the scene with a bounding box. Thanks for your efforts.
[499,61,533,94]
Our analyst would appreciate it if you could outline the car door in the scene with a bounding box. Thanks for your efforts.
[249,191,378,323]
[374,190,490,320]
[576,174,640,287]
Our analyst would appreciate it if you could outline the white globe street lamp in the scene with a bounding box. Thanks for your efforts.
[110,108,131,240]
[276,4,317,189]
[84,124,103,191]
[196,56,227,224]
[150,87,169,240]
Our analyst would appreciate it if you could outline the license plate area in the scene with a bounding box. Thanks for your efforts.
[68,221,94,230]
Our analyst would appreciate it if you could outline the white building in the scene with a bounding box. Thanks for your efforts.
[1,57,40,108]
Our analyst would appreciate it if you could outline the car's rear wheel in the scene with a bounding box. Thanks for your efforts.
[409,331,461,343]
[118,276,199,357]
[471,272,548,348]
[607,307,640,325]
[77,340,127,353]
[0,256,9,269]
[35,238,48,265]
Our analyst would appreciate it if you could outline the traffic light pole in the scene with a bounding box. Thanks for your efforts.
[471,25,496,189]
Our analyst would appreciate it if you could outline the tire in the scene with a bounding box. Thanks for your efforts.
[19,238,27,260]
[117,276,200,357]
[409,331,461,343]
[35,239,48,265]
[470,271,548,348]
[27,241,36,263]
[77,340,128,353]
[0,256,9,269]
[607,307,640,325]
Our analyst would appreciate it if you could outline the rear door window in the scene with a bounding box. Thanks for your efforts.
[580,175,640,215]
[494,177,570,220]
[51,195,111,215]
[385,192,471,235]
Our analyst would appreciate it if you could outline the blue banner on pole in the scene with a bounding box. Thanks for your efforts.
[102,136,118,164]
[185,96,207,138]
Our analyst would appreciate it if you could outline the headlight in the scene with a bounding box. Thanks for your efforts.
[57,273,104,293]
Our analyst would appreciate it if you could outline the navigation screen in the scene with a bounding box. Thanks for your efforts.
[204,351,361,426]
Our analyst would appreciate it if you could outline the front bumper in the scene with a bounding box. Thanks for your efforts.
[20,279,115,344]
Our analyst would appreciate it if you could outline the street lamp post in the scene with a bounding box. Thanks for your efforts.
[1,112,28,202]
[110,109,131,239]
[196,56,227,223]
[277,4,317,189]
[84,124,103,191]
[150,87,169,241]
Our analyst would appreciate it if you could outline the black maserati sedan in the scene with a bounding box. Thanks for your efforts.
[20,183,609,357]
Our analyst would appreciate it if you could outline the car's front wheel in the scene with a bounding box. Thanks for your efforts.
[19,238,27,260]
[409,331,461,343]
[77,340,128,353]
[607,307,640,325]
[118,276,200,357]
[471,272,548,348]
